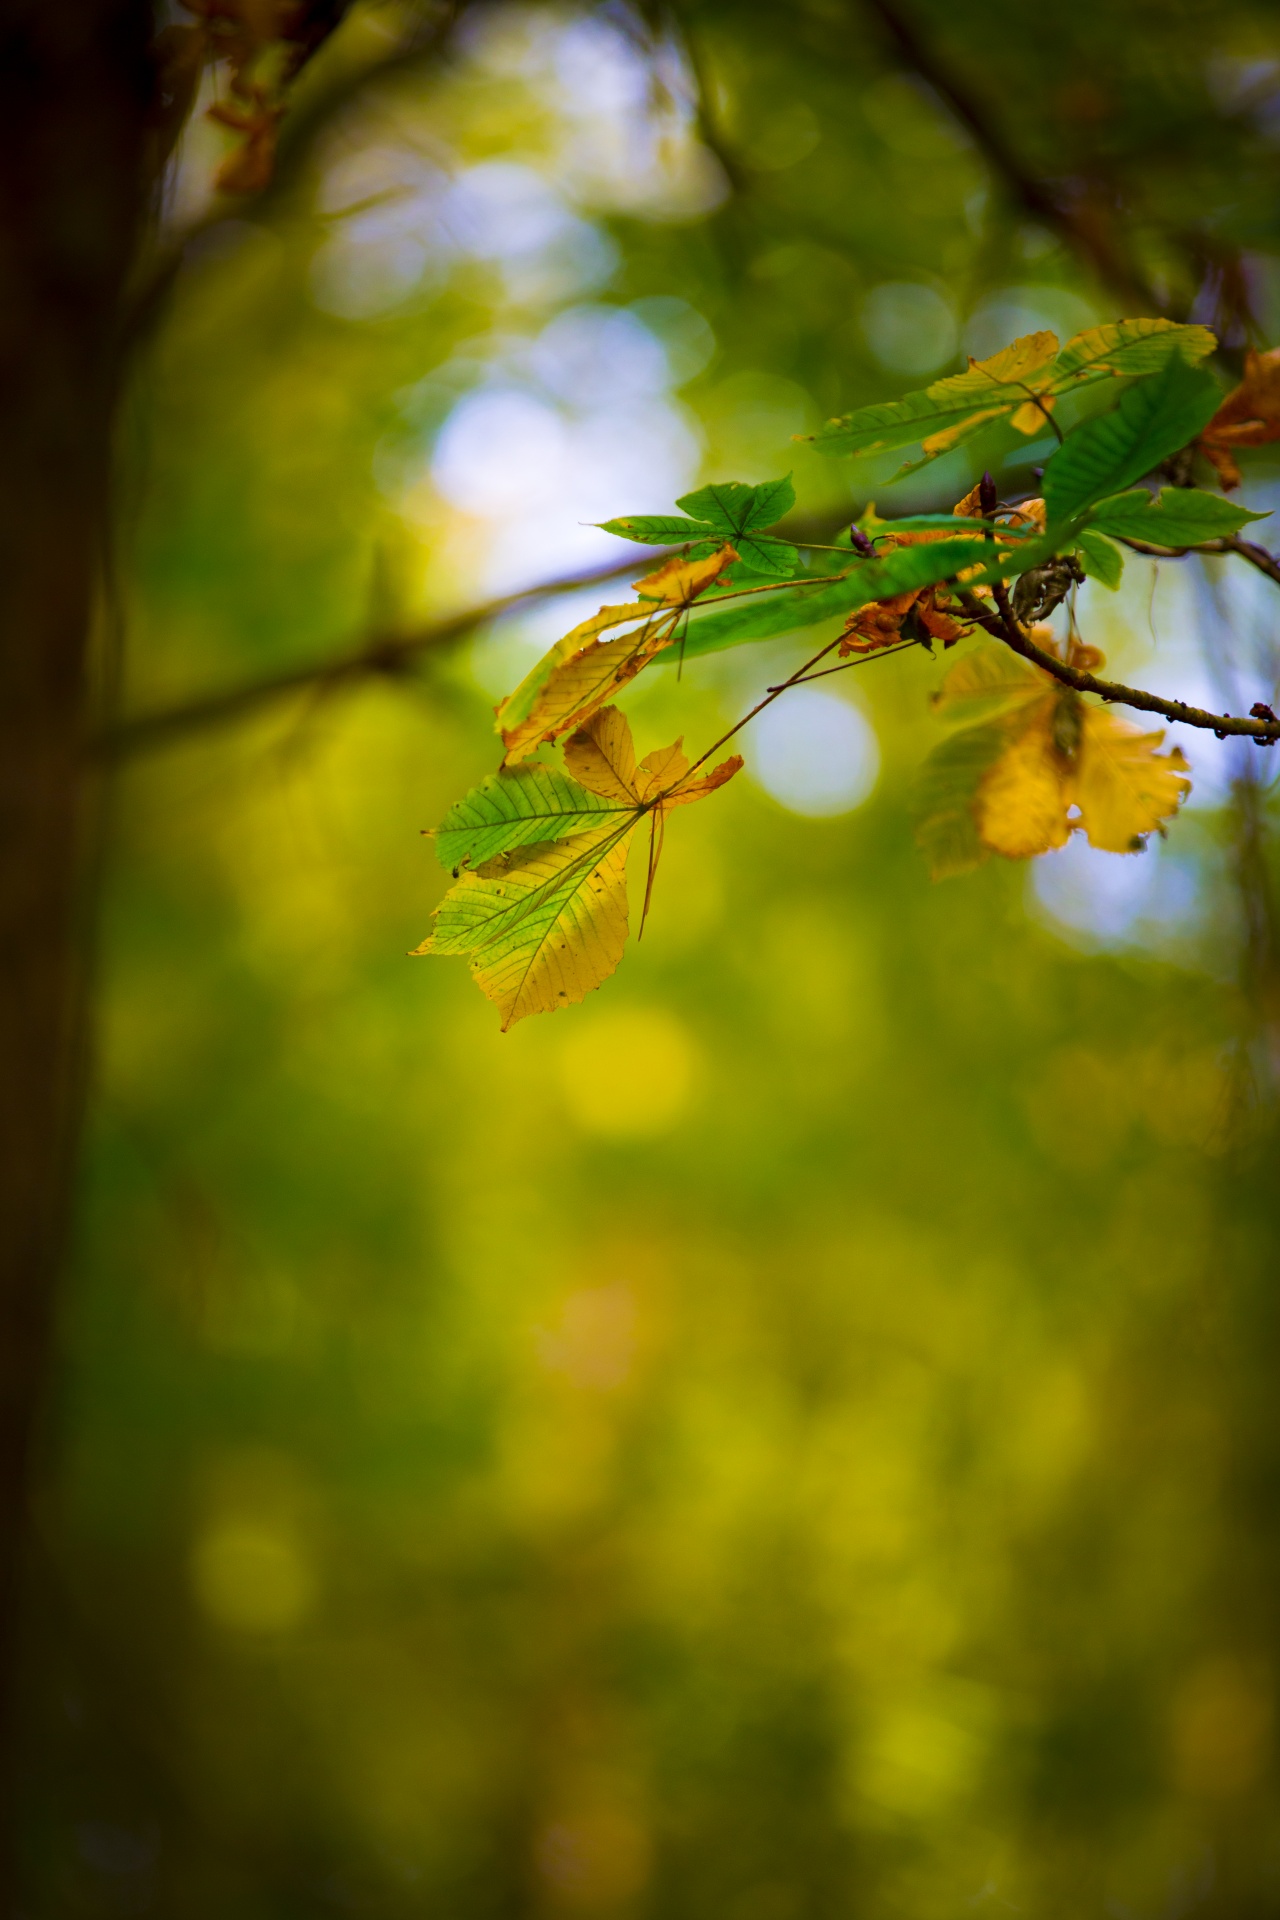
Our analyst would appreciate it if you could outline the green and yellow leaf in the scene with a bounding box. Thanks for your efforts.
[433,762,631,871]
[809,319,1218,481]
[417,824,635,1030]
[420,708,743,1026]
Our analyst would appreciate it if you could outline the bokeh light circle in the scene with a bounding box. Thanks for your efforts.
[749,689,880,817]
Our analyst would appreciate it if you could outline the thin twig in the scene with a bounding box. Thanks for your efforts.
[679,619,915,779]
[767,639,921,688]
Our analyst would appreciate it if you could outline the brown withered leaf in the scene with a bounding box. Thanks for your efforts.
[1199,345,1280,489]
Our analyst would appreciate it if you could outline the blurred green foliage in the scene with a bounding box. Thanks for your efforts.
[26,1,1280,1912]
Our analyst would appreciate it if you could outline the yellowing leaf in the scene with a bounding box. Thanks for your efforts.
[917,640,1192,873]
[970,331,1059,385]
[563,703,638,801]
[497,546,739,763]
[975,701,1072,857]
[1011,394,1056,435]
[1071,707,1191,851]
[420,708,744,1025]
[497,606,675,764]
[633,543,738,603]
[417,827,634,1029]
[920,405,1009,455]
[634,740,690,799]
[661,755,745,808]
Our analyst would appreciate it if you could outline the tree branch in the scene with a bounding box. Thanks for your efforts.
[859,0,1161,314]
[95,557,652,759]
[1113,531,1280,592]
[958,589,1280,743]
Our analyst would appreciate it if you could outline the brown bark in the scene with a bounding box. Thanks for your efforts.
[0,0,155,1881]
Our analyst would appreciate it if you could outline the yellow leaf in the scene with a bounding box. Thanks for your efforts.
[633,543,738,604]
[1070,707,1191,852]
[975,700,1072,857]
[497,605,676,764]
[563,705,639,802]
[662,755,744,808]
[634,739,690,800]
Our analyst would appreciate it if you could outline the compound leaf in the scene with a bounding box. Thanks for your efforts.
[674,477,798,575]
[917,642,1192,870]
[420,709,743,1026]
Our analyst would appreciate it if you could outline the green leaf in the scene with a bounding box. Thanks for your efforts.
[673,477,799,576]
[1076,528,1125,590]
[1088,485,1271,546]
[1042,358,1222,524]
[1047,320,1216,389]
[433,764,631,871]
[597,514,719,548]
[676,476,796,533]
[913,722,1009,879]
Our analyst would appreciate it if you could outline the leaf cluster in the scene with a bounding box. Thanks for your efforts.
[420,319,1276,1026]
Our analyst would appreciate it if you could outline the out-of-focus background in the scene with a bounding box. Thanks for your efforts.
[26,2,1280,1911]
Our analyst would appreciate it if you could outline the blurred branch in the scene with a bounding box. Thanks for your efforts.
[96,556,655,759]
[1115,532,1280,592]
[859,0,1161,314]
[97,502,857,760]
[959,587,1280,743]
[128,1,461,350]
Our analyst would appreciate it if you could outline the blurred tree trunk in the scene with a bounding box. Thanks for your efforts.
[0,0,154,1886]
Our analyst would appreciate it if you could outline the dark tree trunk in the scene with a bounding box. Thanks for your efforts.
[0,0,154,1891]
